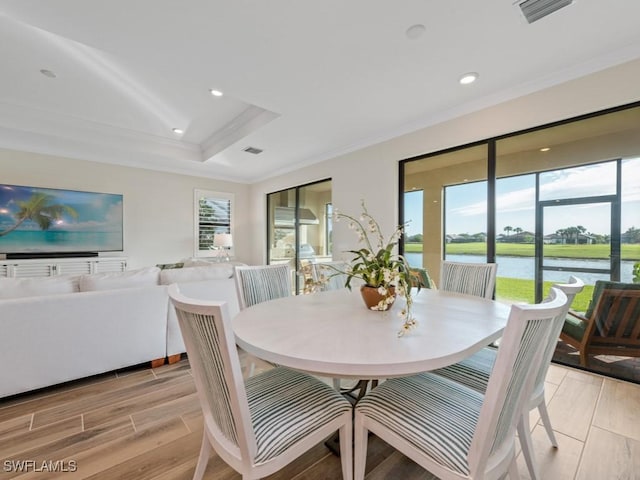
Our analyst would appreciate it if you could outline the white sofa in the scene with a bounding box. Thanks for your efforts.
[0,262,241,398]
[159,262,241,361]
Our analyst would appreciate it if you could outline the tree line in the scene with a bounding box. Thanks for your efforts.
[404,226,640,244]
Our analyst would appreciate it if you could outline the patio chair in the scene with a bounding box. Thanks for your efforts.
[409,267,436,289]
[353,287,568,480]
[431,276,585,480]
[168,284,353,480]
[235,264,291,310]
[440,261,497,299]
[560,280,640,367]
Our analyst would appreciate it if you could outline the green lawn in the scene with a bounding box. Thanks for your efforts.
[405,242,640,260]
[496,277,593,312]
[404,241,639,309]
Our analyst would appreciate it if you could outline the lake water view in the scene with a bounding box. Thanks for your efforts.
[405,252,635,284]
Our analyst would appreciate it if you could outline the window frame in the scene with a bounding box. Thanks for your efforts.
[194,189,234,258]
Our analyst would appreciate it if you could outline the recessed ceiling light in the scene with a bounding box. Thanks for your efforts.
[40,69,56,78]
[405,24,426,40]
[172,128,184,135]
[540,147,551,152]
[209,89,223,97]
[459,72,479,85]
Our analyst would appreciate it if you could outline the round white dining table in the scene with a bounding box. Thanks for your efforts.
[232,287,511,380]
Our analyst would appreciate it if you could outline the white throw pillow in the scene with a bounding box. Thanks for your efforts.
[79,266,160,292]
[0,276,79,299]
[160,263,235,284]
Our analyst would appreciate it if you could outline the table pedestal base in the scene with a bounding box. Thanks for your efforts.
[325,379,378,456]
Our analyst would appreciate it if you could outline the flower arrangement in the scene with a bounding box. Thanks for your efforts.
[332,200,418,336]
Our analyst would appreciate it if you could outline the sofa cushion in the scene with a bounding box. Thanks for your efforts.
[79,266,160,292]
[0,276,79,299]
[160,263,235,285]
[562,313,587,341]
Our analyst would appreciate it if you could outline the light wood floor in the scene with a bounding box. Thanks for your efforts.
[1,354,639,480]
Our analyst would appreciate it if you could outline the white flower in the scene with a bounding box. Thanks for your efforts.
[383,268,392,282]
[377,286,387,295]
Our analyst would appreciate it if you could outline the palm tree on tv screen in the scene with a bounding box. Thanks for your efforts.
[0,192,78,237]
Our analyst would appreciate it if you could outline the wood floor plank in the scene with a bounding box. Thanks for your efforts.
[82,377,196,430]
[0,370,148,424]
[0,415,82,459]
[31,373,192,429]
[576,426,640,480]
[0,352,638,479]
[360,434,403,478]
[0,414,31,438]
[592,377,640,442]
[515,426,584,480]
[545,363,569,386]
[181,407,204,433]
[0,420,134,480]
[82,429,202,480]
[131,392,200,430]
[266,442,335,480]
[150,359,192,379]
[565,368,605,386]
[0,369,153,425]
[546,376,602,441]
[365,450,436,480]
[14,416,191,480]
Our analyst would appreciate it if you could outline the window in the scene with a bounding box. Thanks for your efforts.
[194,189,233,257]
[401,102,640,305]
[267,179,332,294]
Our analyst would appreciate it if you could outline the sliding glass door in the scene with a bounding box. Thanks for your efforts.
[267,179,332,294]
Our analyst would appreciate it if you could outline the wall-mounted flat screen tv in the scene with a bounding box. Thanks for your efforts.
[0,184,123,256]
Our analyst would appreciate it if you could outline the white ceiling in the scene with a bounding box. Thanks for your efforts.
[1,0,639,183]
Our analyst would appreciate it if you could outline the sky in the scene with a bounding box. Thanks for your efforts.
[404,159,640,236]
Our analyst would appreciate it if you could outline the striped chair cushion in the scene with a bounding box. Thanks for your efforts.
[356,373,483,475]
[246,367,352,464]
[237,265,291,308]
[432,346,496,393]
[440,262,496,299]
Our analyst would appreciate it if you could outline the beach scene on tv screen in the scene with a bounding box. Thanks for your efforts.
[0,184,123,254]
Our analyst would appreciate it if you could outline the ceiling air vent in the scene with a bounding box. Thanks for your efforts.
[515,0,574,24]
[243,146,263,155]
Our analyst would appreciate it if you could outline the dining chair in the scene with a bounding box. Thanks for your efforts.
[353,286,568,480]
[432,276,584,480]
[235,264,292,376]
[168,284,354,480]
[235,264,291,310]
[313,261,349,291]
[440,261,497,299]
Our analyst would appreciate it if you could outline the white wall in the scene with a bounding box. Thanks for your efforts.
[248,58,640,265]
[0,149,251,269]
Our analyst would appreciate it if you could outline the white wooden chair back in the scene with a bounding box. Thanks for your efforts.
[440,261,497,299]
[235,264,291,309]
[533,276,585,392]
[467,287,567,475]
[168,284,257,467]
